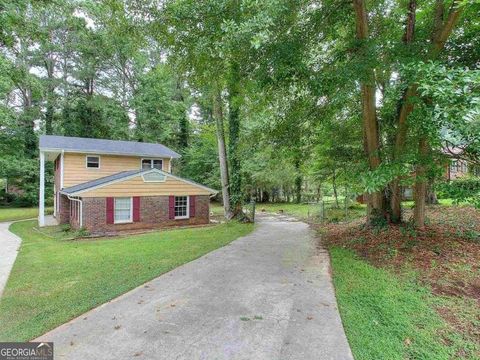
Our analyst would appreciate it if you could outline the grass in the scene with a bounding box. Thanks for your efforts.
[0,207,53,222]
[330,247,478,359]
[402,198,457,207]
[0,220,254,341]
[212,201,366,223]
[212,198,457,224]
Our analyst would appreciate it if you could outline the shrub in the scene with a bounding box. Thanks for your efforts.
[0,190,18,206]
[438,177,480,208]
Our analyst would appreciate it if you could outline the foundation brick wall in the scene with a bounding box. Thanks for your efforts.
[58,194,70,225]
[80,195,210,234]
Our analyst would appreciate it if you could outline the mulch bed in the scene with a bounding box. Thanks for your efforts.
[315,205,480,343]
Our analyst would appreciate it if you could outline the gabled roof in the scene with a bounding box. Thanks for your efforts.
[39,135,181,158]
[60,169,218,196]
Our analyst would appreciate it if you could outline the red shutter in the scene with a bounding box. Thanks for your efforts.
[169,196,175,219]
[133,196,140,222]
[189,195,196,218]
[106,197,114,224]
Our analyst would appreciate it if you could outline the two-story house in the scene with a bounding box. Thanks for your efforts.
[38,135,217,233]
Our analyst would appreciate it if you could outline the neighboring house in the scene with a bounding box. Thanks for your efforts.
[442,145,470,181]
[38,135,217,233]
[402,148,475,200]
[445,158,469,181]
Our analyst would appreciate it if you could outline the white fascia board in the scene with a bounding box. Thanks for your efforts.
[156,169,219,194]
[39,148,181,159]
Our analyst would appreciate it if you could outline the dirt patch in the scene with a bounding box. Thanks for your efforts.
[315,204,480,353]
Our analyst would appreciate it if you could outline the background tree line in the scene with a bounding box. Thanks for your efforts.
[0,0,479,228]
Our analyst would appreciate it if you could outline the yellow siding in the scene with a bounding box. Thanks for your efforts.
[62,153,171,188]
[79,175,212,197]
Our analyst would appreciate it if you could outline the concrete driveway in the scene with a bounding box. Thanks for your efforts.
[36,215,353,360]
[0,222,22,297]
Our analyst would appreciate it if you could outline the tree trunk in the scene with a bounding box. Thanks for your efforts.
[174,79,189,151]
[353,0,384,222]
[213,89,233,219]
[294,157,302,203]
[21,88,37,158]
[45,57,55,135]
[227,61,242,216]
[391,0,417,223]
[391,85,417,222]
[316,185,322,203]
[332,168,339,208]
[426,180,439,205]
[392,0,463,223]
[45,101,54,135]
[414,137,428,228]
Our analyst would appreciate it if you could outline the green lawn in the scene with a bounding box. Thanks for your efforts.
[0,207,53,222]
[330,247,478,359]
[212,201,366,223]
[212,199,458,223]
[402,198,457,207]
[0,220,254,341]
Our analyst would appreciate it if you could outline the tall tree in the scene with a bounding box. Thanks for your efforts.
[352,0,384,222]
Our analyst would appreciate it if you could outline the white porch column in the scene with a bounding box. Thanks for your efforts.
[39,151,45,227]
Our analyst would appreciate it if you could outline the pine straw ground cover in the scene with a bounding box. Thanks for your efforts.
[315,205,480,359]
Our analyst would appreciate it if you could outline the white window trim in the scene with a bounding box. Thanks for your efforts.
[114,197,133,224]
[140,158,163,171]
[174,195,190,220]
[85,155,101,169]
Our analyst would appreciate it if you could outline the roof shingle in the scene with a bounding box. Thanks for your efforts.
[39,135,181,158]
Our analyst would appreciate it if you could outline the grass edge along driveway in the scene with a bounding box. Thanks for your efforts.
[330,247,479,360]
[0,220,254,341]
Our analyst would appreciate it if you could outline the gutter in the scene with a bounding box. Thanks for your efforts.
[67,195,83,228]
[39,148,182,159]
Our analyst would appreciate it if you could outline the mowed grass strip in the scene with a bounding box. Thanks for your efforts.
[330,247,477,360]
[0,207,53,222]
[0,220,253,341]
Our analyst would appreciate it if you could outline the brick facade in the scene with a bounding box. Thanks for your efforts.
[58,194,70,225]
[54,155,71,225]
[78,195,210,234]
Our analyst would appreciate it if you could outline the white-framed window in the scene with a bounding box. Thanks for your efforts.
[174,196,189,219]
[141,158,163,170]
[450,160,458,173]
[86,156,100,169]
[114,197,132,223]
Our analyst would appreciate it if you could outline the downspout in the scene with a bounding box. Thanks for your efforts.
[67,195,83,228]
[60,150,64,189]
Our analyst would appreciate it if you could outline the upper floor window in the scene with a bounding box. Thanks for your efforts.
[86,156,100,169]
[141,159,163,170]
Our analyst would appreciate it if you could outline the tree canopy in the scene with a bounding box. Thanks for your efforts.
[0,0,478,226]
